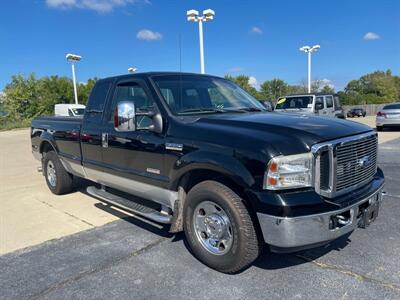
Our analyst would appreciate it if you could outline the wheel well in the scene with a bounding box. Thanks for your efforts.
[40,141,55,154]
[176,169,263,242]
[177,169,257,215]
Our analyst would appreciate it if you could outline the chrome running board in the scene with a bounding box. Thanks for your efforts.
[87,186,172,224]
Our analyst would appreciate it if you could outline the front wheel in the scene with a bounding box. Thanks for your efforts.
[183,181,260,273]
[376,126,383,132]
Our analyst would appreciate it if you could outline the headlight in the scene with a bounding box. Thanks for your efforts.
[264,153,313,190]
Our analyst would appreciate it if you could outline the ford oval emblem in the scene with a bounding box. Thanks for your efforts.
[358,156,372,168]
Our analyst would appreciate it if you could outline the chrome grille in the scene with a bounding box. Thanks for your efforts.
[312,132,378,198]
[336,136,377,191]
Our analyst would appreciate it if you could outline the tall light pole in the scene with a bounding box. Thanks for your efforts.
[66,53,82,104]
[187,9,215,74]
[299,45,320,93]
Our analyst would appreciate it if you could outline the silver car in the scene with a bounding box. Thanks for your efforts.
[376,102,400,131]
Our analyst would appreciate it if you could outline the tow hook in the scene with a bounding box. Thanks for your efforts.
[329,211,351,230]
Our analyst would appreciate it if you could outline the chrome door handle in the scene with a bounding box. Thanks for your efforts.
[102,133,108,148]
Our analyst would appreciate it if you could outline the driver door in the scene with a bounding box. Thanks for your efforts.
[101,79,167,189]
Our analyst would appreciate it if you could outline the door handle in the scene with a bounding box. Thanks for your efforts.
[102,133,108,148]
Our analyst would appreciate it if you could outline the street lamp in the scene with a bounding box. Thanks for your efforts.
[128,67,137,74]
[187,8,215,74]
[66,53,82,105]
[299,45,320,93]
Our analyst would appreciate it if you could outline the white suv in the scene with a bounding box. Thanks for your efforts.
[275,94,345,118]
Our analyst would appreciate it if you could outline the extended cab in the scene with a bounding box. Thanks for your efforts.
[31,73,384,273]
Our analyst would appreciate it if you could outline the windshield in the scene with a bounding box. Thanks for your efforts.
[275,96,313,110]
[152,75,265,115]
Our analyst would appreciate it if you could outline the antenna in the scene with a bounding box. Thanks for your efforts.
[179,34,182,73]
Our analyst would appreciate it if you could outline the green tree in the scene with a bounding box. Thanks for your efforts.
[344,70,399,104]
[259,79,288,100]
[224,75,259,98]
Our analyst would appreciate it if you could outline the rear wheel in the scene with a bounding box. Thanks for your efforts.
[183,180,260,273]
[43,151,73,195]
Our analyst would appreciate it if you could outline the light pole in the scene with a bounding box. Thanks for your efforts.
[66,53,82,105]
[128,67,137,74]
[187,9,215,74]
[299,45,320,93]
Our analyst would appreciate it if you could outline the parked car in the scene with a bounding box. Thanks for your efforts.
[376,102,400,131]
[275,93,345,118]
[54,104,86,117]
[347,108,366,118]
[31,72,384,273]
[259,99,274,111]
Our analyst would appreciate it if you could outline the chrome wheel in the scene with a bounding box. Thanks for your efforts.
[193,201,233,255]
[47,160,57,187]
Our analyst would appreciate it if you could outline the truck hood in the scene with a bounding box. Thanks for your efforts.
[188,112,372,155]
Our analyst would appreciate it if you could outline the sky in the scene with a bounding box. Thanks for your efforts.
[1,0,399,91]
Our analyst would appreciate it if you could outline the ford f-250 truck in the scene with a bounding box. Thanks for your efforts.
[31,72,384,273]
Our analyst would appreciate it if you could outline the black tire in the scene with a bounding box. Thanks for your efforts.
[183,180,260,273]
[376,126,383,132]
[43,151,73,195]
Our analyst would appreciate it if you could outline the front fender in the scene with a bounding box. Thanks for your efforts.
[169,150,255,190]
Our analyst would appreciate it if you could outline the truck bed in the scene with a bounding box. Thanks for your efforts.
[31,116,83,165]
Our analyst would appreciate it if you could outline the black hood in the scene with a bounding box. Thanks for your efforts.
[181,112,373,156]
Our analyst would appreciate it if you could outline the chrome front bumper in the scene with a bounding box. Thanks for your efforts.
[256,185,384,250]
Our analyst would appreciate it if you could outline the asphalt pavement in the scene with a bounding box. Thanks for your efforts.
[0,137,399,300]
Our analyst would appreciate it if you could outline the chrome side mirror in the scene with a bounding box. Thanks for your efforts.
[114,101,136,132]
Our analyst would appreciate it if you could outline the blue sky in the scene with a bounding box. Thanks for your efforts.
[1,0,399,91]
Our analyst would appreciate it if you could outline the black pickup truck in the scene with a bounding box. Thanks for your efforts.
[31,72,384,273]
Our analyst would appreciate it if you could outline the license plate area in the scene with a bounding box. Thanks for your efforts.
[357,194,380,228]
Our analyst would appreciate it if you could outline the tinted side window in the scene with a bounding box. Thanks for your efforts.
[325,96,333,108]
[87,80,111,111]
[334,96,341,109]
[110,82,155,128]
[315,96,324,107]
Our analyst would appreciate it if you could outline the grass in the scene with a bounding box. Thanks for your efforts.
[0,118,31,131]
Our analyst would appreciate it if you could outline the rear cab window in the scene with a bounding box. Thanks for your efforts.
[85,79,112,123]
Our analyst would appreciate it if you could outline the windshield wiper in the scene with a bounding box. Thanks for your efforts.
[234,107,265,112]
[178,107,227,115]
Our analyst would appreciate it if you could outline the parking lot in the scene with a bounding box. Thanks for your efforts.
[1,116,399,299]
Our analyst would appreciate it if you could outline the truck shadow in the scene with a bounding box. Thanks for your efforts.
[254,233,352,271]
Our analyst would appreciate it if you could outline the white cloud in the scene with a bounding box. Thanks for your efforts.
[250,27,263,34]
[248,76,259,89]
[363,32,380,41]
[320,78,334,89]
[136,29,162,41]
[46,0,143,13]
[227,67,243,73]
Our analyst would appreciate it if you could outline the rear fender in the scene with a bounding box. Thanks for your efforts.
[39,131,59,154]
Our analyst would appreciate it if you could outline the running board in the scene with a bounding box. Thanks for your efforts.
[86,186,172,224]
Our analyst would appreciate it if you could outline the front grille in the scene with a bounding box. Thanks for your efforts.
[313,132,378,198]
[336,136,377,191]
